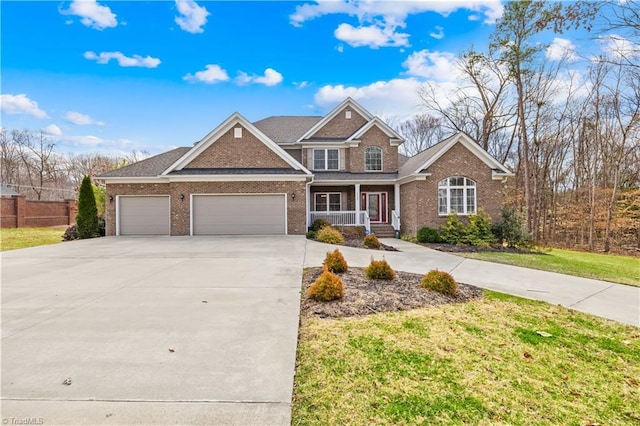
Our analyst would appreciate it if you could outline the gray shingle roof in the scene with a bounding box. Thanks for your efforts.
[398,135,457,178]
[169,168,306,175]
[1,185,19,196]
[98,147,191,178]
[253,116,323,144]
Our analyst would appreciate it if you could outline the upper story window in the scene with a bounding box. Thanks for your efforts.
[365,146,382,171]
[313,148,339,170]
[438,176,476,215]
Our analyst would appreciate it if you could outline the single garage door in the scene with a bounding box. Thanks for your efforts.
[192,194,286,235]
[118,196,170,235]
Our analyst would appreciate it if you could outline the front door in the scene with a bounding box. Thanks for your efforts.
[361,192,387,223]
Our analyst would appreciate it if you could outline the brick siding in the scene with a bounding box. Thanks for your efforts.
[349,126,398,172]
[185,125,291,169]
[310,107,367,139]
[400,142,506,235]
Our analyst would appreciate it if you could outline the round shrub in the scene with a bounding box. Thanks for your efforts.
[310,218,331,232]
[305,230,317,240]
[364,258,395,280]
[363,234,381,249]
[307,269,344,302]
[324,249,348,273]
[421,270,457,295]
[316,226,345,245]
[417,226,442,243]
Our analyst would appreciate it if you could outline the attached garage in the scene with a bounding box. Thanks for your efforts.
[192,194,286,235]
[117,196,171,236]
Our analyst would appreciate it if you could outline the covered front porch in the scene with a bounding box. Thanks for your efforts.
[307,183,401,234]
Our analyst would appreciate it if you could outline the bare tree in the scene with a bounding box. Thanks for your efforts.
[395,114,444,156]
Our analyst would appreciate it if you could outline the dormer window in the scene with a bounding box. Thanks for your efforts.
[313,148,339,170]
[365,146,382,171]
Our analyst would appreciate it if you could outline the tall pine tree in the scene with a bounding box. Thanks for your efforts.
[76,175,99,239]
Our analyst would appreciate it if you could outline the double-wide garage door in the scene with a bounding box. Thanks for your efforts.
[118,196,171,235]
[192,194,286,235]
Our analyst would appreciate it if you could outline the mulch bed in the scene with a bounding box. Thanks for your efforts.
[342,235,400,251]
[420,242,541,254]
[301,267,483,318]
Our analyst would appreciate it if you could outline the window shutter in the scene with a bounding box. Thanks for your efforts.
[340,149,346,170]
[307,149,313,169]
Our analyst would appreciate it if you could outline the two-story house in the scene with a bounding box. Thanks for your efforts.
[99,98,513,237]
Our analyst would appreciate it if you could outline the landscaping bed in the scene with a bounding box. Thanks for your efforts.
[301,267,482,318]
[420,242,538,254]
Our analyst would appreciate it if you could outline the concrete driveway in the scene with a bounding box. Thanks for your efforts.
[1,236,306,425]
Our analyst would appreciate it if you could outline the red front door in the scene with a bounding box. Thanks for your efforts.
[361,192,387,223]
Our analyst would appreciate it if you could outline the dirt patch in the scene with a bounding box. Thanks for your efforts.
[301,267,483,318]
[342,235,399,251]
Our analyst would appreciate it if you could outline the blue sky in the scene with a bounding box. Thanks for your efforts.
[1,0,600,156]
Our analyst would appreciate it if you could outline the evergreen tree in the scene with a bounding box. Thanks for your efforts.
[76,175,99,239]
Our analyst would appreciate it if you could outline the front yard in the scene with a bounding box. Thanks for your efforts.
[293,291,640,425]
[0,227,64,251]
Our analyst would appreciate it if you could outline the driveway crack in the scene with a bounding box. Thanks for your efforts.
[568,284,615,308]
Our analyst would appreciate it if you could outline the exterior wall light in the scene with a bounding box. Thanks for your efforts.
[109,195,114,203]
[180,194,185,201]
[291,193,296,200]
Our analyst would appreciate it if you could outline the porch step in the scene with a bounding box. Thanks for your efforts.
[370,224,396,238]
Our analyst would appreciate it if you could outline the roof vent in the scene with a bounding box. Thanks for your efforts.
[234,127,242,138]
[345,110,352,119]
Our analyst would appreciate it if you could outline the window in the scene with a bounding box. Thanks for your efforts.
[438,176,476,215]
[313,149,339,170]
[314,193,341,212]
[365,146,382,171]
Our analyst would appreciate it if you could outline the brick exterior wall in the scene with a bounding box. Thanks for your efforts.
[311,107,367,139]
[105,181,306,236]
[349,126,398,173]
[399,142,506,235]
[0,196,77,228]
[185,125,291,169]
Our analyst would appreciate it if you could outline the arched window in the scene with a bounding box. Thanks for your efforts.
[365,146,382,171]
[438,177,476,215]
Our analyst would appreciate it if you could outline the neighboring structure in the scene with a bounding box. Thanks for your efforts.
[98,98,513,237]
[0,188,77,229]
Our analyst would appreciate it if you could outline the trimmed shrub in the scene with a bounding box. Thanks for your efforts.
[310,218,331,232]
[316,226,345,245]
[363,234,381,249]
[76,175,100,239]
[417,226,442,243]
[62,225,78,241]
[364,258,395,280]
[493,207,532,248]
[324,249,348,273]
[421,269,457,295]
[305,230,317,240]
[307,268,344,302]
[439,212,467,244]
[464,208,495,246]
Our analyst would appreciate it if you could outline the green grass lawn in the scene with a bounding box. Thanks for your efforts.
[458,248,640,287]
[0,227,64,251]
[293,292,640,425]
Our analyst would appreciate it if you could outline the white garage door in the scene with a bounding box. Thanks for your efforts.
[118,196,170,235]
[192,194,286,235]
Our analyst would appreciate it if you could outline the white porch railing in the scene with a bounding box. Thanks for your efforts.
[310,210,371,233]
[391,210,401,232]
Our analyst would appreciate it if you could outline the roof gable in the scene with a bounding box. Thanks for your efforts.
[163,112,311,175]
[297,97,374,142]
[253,116,322,144]
[399,132,513,178]
[347,117,404,145]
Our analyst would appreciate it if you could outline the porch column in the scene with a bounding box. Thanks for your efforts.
[355,183,361,225]
[306,182,311,229]
[394,183,401,217]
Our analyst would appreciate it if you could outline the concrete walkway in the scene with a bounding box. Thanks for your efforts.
[2,236,305,425]
[304,238,640,327]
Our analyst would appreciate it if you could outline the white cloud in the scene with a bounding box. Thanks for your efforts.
[294,81,309,89]
[546,37,578,61]
[598,34,640,60]
[43,124,62,136]
[235,68,283,86]
[175,0,210,34]
[334,23,409,48]
[84,51,161,68]
[402,50,460,81]
[60,0,117,30]
[336,44,345,53]
[290,1,504,27]
[0,94,48,118]
[65,111,105,126]
[183,64,230,84]
[429,26,444,40]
